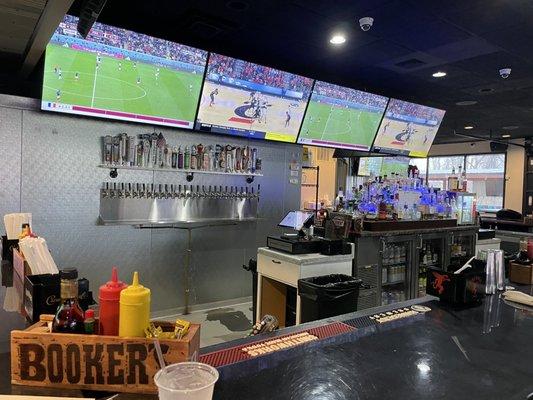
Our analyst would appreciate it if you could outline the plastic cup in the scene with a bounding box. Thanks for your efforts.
[154,362,219,400]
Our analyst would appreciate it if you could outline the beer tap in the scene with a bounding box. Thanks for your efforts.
[101,182,110,198]
[140,183,147,198]
[132,183,139,198]
[185,185,193,199]
[147,183,154,199]
[170,184,177,198]
[164,184,170,199]
[157,184,164,199]
[178,184,185,199]
[117,183,125,198]
[125,183,132,198]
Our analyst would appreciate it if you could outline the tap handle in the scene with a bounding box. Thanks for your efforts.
[159,184,163,193]
[196,185,200,192]
[208,185,212,192]
[202,185,206,193]
[127,183,131,191]
[178,184,182,193]
[170,184,174,192]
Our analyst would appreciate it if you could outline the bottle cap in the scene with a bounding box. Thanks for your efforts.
[120,271,151,305]
[85,309,95,319]
[99,266,128,301]
[60,268,78,280]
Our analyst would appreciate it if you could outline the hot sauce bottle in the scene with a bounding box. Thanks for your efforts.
[52,268,85,333]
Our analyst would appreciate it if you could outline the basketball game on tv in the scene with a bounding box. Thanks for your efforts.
[372,99,446,157]
[298,81,389,150]
[41,15,207,128]
[195,53,314,143]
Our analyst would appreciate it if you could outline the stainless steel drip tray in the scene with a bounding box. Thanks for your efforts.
[98,217,260,228]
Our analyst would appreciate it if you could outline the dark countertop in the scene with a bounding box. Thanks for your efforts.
[356,224,478,237]
[1,288,532,400]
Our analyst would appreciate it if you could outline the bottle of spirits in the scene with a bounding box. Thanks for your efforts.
[514,239,531,265]
[448,167,458,190]
[52,268,85,334]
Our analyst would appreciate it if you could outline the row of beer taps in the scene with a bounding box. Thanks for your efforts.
[101,182,260,200]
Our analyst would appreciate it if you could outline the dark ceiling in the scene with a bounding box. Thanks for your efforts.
[13,0,533,144]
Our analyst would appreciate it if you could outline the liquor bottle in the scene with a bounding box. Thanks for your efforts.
[52,268,85,333]
[448,167,458,190]
[334,187,345,211]
[461,168,468,191]
[514,239,531,265]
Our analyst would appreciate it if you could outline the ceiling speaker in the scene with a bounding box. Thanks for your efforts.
[490,141,508,152]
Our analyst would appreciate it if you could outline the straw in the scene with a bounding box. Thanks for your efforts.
[154,339,167,374]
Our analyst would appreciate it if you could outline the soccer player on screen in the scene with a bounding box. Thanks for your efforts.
[137,76,141,85]
[58,68,62,80]
[189,84,193,93]
[118,62,122,71]
[56,89,61,102]
[75,72,79,81]
[209,88,219,107]
[133,61,137,69]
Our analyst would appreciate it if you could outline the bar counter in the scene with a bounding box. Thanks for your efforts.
[1,287,532,399]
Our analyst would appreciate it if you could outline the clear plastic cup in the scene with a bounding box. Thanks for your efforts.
[154,362,219,400]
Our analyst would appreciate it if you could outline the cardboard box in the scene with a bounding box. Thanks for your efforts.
[24,274,60,323]
[11,315,201,394]
[509,262,533,285]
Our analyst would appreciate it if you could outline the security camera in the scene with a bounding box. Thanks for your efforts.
[359,17,374,31]
[499,68,511,79]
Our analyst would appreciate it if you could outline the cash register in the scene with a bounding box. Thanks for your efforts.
[266,211,323,254]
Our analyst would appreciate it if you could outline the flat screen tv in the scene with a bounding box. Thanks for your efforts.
[195,53,314,143]
[357,157,383,177]
[298,81,388,150]
[42,15,208,128]
[372,99,445,157]
[380,156,410,177]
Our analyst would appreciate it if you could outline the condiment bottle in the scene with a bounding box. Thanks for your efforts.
[119,271,151,338]
[84,309,95,334]
[98,267,127,336]
[52,268,85,333]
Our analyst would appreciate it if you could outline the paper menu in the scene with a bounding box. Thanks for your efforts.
[3,213,32,239]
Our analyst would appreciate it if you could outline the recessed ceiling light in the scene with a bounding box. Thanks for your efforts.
[456,100,478,106]
[329,34,346,45]
[432,71,447,78]
[464,125,474,130]
[502,125,519,130]
[502,134,511,138]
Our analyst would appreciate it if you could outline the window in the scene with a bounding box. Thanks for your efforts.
[465,154,505,212]
[409,157,427,175]
[427,156,465,190]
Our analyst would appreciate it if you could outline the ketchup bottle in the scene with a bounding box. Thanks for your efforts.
[98,267,127,336]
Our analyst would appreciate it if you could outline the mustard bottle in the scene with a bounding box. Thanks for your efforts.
[119,271,151,337]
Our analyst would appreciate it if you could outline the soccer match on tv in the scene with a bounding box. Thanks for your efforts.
[41,15,207,128]
[298,81,389,150]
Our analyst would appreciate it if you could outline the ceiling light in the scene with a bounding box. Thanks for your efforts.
[329,34,346,45]
[417,362,431,374]
[502,125,519,130]
[432,71,446,78]
[502,134,511,138]
[464,126,474,130]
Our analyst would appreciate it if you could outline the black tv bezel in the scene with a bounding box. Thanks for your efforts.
[370,97,446,158]
[42,15,209,131]
[295,80,390,151]
[193,51,315,144]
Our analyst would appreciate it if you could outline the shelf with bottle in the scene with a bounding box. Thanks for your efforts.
[344,169,464,222]
[382,279,405,287]
[100,133,263,181]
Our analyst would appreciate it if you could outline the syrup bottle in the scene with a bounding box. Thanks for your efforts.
[52,268,85,333]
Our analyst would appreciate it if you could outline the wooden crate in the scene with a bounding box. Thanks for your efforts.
[11,315,201,394]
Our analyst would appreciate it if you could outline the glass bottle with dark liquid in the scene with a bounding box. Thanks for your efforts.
[52,268,85,333]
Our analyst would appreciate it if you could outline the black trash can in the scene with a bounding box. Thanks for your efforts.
[243,258,258,320]
[298,274,362,323]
